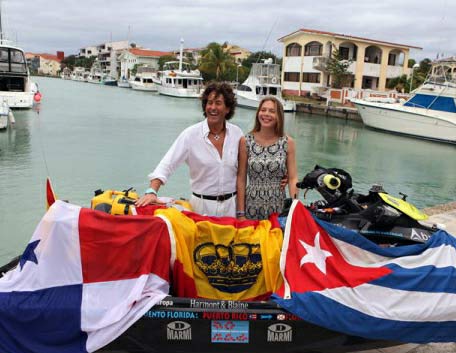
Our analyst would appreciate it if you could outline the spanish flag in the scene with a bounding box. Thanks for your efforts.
[155,207,283,301]
[46,177,57,210]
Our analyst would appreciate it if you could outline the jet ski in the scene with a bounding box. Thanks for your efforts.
[294,165,438,245]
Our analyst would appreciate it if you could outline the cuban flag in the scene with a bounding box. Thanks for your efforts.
[273,200,456,343]
[0,201,171,353]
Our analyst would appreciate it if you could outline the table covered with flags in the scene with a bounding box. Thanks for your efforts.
[1,199,456,352]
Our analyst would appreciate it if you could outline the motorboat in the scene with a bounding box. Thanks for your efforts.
[117,76,131,88]
[130,66,157,92]
[236,59,296,112]
[101,75,118,86]
[0,100,13,130]
[0,40,35,108]
[87,71,102,84]
[0,170,447,353]
[154,39,203,98]
[351,57,456,144]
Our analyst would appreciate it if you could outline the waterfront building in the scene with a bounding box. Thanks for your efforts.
[79,41,130,78]
[172,47,202,66]
[278,28,421,96]
[225,44,251,64]
[118,48,173,80]
[25,52,63,76]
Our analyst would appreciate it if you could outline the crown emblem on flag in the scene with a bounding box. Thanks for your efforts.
[193,242,263,293]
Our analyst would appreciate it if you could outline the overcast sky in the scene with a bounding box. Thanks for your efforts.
[3,0,455,62]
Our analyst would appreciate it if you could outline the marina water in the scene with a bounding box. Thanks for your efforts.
[0,77,455,263]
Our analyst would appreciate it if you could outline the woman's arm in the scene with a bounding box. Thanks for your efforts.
[236,137,248,219]
[286,136,298,199]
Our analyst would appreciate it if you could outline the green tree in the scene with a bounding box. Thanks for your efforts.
[326,48,353,88]
[198,42,236,81]
[158,55,177,70]
[60,55,76,70]
[242,51,281,70]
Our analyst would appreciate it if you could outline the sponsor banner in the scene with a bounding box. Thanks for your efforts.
[167,321,192,341]
[267,323,293,342]
[145,310,199,320]
[211,320,249,344]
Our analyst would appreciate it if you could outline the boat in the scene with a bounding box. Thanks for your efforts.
[101,74,118,86]
[236,58,296,112]
[0,170,446,353]
[117,76,131,88]
[130,66,157,92]
[0,100,13,130]
[351,57,456,144]
[87,71,102,84]
[0,20,35,108]
[154,39,203,98]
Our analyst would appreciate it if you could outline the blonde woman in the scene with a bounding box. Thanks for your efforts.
[236,97,298,220]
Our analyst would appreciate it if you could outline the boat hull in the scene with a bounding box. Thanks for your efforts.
[237,93,296,112]
[352,100,456,144]
[157,84,201,98]
[0,91,34,109]
[131,83,157,92]
[100,296,401,353]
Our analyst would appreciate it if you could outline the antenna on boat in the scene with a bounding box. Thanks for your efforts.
[179,38,184,72]
[256,17,279,63]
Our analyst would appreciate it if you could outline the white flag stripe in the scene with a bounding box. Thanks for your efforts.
[319,283,456,322]
[333,238,456,270]
[83,274,169,352]
[0,201,82,292]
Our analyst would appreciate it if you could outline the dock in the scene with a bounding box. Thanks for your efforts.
[296,102,361,121]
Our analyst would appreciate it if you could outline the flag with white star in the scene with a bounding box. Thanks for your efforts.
[273,200,456,344]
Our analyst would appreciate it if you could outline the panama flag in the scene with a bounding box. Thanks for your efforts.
[0,200,171,353]
[273,200,456,343]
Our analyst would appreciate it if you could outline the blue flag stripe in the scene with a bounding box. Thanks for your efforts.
[273,292,456,343]
[0,284,87,353]
[371,264,456,294]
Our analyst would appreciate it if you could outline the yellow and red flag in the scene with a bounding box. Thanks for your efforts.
[155,207,284,301]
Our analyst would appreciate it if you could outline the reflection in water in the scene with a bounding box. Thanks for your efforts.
[0,77,455,263]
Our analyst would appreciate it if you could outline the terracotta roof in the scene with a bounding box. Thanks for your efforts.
[278,28,422,50]
[25,53,62,62]
[129,48,173,57]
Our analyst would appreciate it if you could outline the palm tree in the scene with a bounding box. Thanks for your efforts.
[199,42,236,81]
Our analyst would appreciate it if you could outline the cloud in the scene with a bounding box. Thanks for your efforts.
[3,0,455,61]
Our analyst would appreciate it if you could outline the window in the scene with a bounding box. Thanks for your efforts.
[284,72,300,82]
[340,47,350,60]
[286,43,301,57]
[302,73,320,83]
[237,84,252,92]
[388,53,396,66]
[304,42,322,56]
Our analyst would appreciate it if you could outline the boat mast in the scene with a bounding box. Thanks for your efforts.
[179,38,184,72]
[0,0,3,43]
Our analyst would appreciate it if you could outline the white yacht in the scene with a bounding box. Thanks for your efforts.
[87,71,102,84]
[352,57,456,144]
[130,66,157,92]
[236,58,296,112]
[117,77,130,88]
[154,39,203,98]
[0,41,35,108]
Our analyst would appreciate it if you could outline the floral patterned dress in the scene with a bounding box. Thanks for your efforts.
[245,133,288,220]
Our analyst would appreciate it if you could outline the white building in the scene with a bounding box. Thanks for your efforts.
[118,48,172,79]
[79,41,130,78]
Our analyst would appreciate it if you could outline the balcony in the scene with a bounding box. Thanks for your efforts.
[312,56,329,71]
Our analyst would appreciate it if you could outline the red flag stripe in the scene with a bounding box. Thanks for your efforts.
[79,209,171,284]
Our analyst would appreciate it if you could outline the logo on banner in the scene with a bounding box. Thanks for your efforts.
[167,321,192,341]
[194,242,263,293]
[267,323,292,342]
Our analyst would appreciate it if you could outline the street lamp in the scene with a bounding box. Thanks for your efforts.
[410,63,419,93]
[236,63,242,84]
